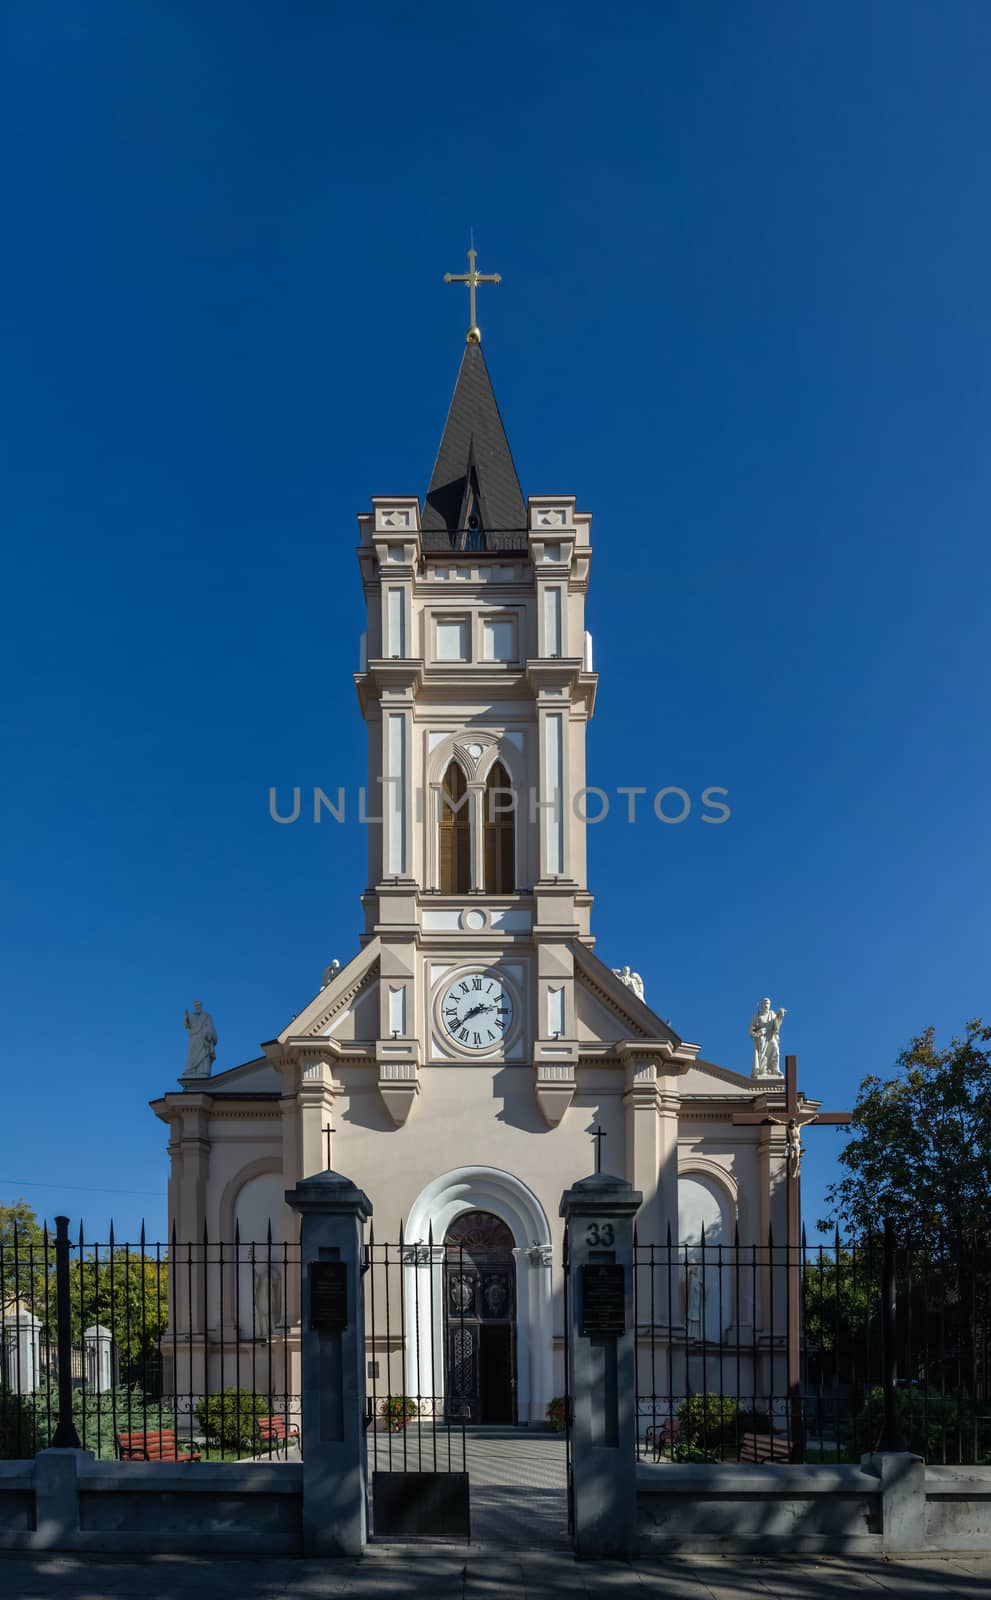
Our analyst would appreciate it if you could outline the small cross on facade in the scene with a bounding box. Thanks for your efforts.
[323,1123,335,1172]
[589,1123,606,1175]
[444,247,501,344]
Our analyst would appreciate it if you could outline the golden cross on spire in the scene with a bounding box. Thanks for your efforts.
[444,247,501,344]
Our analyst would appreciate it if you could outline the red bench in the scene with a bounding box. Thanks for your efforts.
[116,1429,201,1462]
[257,1415,300,1446]
[738,1431,791,1462]
[644,1417,680,1458]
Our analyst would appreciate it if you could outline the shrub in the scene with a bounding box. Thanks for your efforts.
[1,1380,167,1461]
[845,1385,991,1465]
[195,1388,268,1453]
[380,1395,418,1432]
[546,1396,567,1432]
[677,1393,740,1451]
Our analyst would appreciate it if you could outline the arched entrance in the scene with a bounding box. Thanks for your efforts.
[444,1210,516,1424]
[403,1166,554,1425]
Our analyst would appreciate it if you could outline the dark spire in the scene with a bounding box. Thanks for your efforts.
[421,343,526,552]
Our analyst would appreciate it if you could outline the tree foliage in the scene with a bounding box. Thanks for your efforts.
[0,1200,53,1321]
[69,1251,169,1370]
[821,1020,991,1240]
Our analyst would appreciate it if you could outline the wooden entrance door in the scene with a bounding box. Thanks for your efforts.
[444,1210,517,1424]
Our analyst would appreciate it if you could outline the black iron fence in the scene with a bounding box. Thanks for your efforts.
[633,1223,991,1466]
[364,1224,504,1476]
[0,1217,300,1461]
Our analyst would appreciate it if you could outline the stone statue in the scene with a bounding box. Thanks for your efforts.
[183,1000,217,1078]
[685,1261,703,1340]
[750,997,786,1078]
[321,958,341,988]
[252,1264,283,1339]
[612,965,645,1002]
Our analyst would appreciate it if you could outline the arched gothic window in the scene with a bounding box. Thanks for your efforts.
[483,761,515,894]
[439,761,471,894]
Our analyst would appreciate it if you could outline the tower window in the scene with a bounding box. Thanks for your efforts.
[483,761,516,895]
[436,617,469,662]
[439,761,471,895]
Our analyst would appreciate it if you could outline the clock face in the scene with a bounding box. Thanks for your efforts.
[441,972,514,1052]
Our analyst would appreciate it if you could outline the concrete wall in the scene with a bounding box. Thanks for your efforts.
[637,1457,991,1556]
[637,1461,883,1555]
[926,1466,991,1552]
[3,1449,991,1557]
[0,1450,302,1555]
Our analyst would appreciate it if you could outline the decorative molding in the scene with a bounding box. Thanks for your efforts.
[307,960,379,1038]
[577,969,651,1039]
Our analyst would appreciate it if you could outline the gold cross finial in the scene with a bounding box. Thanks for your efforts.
[444,247,501,344]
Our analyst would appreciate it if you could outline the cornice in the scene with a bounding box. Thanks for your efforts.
[297,959,379,1041]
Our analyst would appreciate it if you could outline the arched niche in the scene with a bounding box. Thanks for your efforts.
[233,1172,287,1341]
[677,1170,736,1340]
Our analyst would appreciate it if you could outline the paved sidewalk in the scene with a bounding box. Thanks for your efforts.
[3,1551,991,1599]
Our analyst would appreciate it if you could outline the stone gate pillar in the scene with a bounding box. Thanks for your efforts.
[560,1171,641,1559]
[285,1169,372,1557]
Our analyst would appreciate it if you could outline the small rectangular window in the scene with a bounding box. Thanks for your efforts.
[544,588,563,658]
[436,618,469,661]
[386,588,405,657]
[482,616,518,662]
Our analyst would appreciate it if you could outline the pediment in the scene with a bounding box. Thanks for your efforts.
[203,1056,281,1093]
[573,945,685,1050]
[677,1057,760,1097]
[277,940,380,1045]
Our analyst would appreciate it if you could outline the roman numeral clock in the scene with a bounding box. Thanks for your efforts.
[441,972,515,1052]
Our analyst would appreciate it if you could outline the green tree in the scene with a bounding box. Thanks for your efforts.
[69,1251,169,1372]
[0,1201,54,1325]
[821,1020,991,1240]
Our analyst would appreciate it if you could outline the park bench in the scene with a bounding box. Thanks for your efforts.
[643,1417,680,1459]
[257,1415,300,1447]
[737,1430,791,1463]
[116,1428,201,1462]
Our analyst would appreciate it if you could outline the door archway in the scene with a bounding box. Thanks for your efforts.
[402,1166,553,1425]
[444,1210,516,1424]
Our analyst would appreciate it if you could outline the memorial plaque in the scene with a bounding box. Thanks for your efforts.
[580,1262,625,1338]
[310,1260,348,1332]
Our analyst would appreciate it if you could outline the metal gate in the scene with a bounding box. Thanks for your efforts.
[363,1223,470,1540]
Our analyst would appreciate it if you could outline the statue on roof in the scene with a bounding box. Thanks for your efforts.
[750,997,786,1079]
[612,965,645,1002]
[183,1000,217,1078]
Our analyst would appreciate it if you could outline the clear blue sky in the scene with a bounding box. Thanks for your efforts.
[2,3,989,1242]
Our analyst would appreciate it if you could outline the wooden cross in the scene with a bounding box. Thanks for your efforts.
[732,1053,852,1176]
[444,247,501,342]
[323,1123,335,1172]
[590,1123,607,1175]
[732,1055,852,1461]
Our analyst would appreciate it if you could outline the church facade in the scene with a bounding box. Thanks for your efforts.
[152,320,794,1427]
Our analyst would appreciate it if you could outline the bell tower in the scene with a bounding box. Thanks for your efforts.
[354,292,599,1127]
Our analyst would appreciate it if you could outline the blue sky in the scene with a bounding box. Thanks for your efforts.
[2,2,989,1242]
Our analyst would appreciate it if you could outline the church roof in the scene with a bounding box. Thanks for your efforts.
[421,342,527,552]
